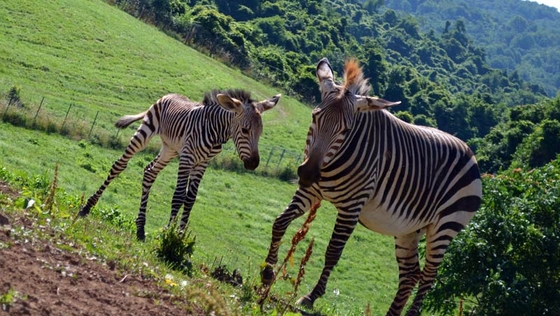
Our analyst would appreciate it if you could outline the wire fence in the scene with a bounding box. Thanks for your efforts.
[0,93,303,180]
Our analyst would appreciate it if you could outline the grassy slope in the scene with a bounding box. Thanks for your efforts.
[0,0,398,314]
[0,0,307,153]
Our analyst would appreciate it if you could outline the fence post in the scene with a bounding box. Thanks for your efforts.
[276,149,286,168]
[265,147,275,167]
[2,96,13,117]
[61,103,73,132]
[88,111,99,138]
[33,97,45,126]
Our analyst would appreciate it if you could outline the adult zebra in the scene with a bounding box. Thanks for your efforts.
[79,89,280,241]
[261,59,481,315]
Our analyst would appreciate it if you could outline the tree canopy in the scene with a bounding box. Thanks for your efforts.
[425,159,560,315]
[111,0,558,174]
[384,0,560,98]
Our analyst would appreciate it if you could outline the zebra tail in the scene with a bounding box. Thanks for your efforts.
[115,110,149,129]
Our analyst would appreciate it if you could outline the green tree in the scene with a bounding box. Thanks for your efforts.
[363,0,384,14]
[514,119,560,168]
[359,39,388,96]
[425,161,560,315]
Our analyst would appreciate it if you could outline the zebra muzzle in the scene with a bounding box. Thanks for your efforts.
[297,163,321,187]
[243,156,259,170]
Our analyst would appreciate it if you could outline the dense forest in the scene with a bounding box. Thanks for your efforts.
[384,0,560,98]
[109,0,560,174]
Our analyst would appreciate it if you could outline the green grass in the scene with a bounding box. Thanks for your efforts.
[0,0,309,154]
[0,0,400,314]
[0,122,398,314]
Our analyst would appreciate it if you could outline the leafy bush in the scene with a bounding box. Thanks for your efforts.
[93,207,135,231]
[7,86,22,107]
[153,221,196,276]
[424,160,560,315]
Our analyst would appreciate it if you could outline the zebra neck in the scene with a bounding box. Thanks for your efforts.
[195,105,236,144]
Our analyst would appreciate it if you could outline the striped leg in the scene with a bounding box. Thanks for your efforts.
[297,207,360,308]
[135,148,177,241]
[262,189,319,285]
[405,218,469,315]
[169,154,194,225]
[387,231,424,316]
[177,164,208,230]
[79,129,152,217]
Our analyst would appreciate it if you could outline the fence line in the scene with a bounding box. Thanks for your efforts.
[0,95,304,171]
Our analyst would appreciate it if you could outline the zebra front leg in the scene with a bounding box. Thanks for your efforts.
[135,150,176,241]
[177,164,207,231]
[296,209,359,309]
[386,231,424,316]
[262,189,319,286]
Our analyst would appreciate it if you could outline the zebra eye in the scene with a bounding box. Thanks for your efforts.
[241,127,249,134]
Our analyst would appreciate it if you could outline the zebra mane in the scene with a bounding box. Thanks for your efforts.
[203,89,254,106]
[343,59,371,96]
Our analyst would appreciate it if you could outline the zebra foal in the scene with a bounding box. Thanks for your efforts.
[79,89,280,241]
[261,58,481,315]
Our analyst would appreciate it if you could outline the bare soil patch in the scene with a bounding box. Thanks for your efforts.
[0,182,200,315]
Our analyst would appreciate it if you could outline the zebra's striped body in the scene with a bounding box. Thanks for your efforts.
[79,90,280,241]
[262,59,481,315]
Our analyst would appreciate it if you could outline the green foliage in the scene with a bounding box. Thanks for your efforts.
[0,288,17,312]
[513,119,560,168]
[477,97,560,173]
[154,221,196,275]
[424,161,560,315]
[7,86,22,107]
[93,207,135,232]
[385,0,560,97]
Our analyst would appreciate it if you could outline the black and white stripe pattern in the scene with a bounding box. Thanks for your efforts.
[262,58,481,315]
[79,89,280,241]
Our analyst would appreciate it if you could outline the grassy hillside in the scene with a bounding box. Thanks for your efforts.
[0,0,400,314]
[0,0,308,154]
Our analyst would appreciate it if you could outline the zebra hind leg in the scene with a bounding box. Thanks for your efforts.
[79,120,154,218]
[78,151,135,217]
[386,231,423,316]
[404,220,468,316]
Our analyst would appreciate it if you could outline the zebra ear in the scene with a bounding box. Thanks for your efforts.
[317,58,336,94]
[355,95,401,112]
[257,94,281,113]
[217,94,243,114]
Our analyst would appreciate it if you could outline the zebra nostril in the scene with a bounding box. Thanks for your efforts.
[243,157,259,170]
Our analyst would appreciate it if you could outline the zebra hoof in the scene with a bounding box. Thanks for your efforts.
[136,229,146,242]
[78,205,91,217]
[296,295,314,309]
[260,264,275,286]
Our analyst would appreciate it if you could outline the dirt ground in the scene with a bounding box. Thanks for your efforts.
[0,182,201,316]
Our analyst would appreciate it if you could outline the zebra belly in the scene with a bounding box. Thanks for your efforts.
[357,200,427,236]
[160,135,185,153]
